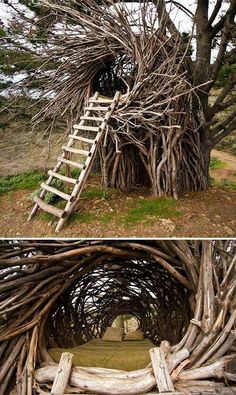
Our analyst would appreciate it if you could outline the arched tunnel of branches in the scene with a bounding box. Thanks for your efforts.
[47,258,191,348]
[0,239,236,395]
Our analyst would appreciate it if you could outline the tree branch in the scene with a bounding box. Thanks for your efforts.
[210,0,236,38]
[166,1,194,18]
[209,72,236,117]
[207,0,223,27]
[152,0,181,37]
[210,108,236,147]
[208,2,236,92]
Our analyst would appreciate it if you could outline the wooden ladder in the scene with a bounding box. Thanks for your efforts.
[28,91,121,232]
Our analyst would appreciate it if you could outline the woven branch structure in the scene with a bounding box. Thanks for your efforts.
[33,0,208,198]
[0,239,236,394]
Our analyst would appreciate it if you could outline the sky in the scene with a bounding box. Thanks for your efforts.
[0,0,230,95]
[0,0,229,32]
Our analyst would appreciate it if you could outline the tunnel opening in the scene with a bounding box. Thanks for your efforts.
[46,257,192,349]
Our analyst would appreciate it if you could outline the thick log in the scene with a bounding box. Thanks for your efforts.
[149,347,175,393]
[34,365,156,395]
[178,355,233,381]
[51,352,73,395]
[167,348,190,373]
[209,330,236,363]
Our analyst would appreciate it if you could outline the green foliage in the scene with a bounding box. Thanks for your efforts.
[0,49,43,75]
[181,32,194,56]
[100,213,114,224]
[81,187,108,200]
[215,64,236,88]
[0,170,46,195]
[210,177,236,190]
[69,212,95,224]
[123,198,182,227]
[0,28,6,38]
[216,131,236,156]
[217,180,236,190]
[18,0,42,14]
[209,157,226,170]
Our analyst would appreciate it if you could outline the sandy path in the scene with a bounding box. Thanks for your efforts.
[211,149,236,170]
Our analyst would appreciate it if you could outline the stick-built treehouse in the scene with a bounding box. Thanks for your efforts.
[0,240,236,395]
[29,0,208,230]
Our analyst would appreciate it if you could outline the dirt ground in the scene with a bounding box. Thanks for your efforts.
[0,144,235,238]
[211,149,236,182]
[0,184,235,238]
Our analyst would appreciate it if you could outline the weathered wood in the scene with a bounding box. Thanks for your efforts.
[179,355,233,381]
[89,98,113,104]
[0,336,25,383]
[27,325,39,395]
[73,125,100,132]
[68,135,95,144]
[209,330,236,363]
[33,197,64,218]
[149,347,175,393]
[1,240,236,394]
[29,91,121,232]
[51,352,73,395]
[48,170,77,185]
[57,157,84,170]
[80,116,104,122]
[28,91,99,221]
[34,365,155,395]
[35,364,156,394]
[41,183,71,201]
[167,348,190,373]
[55,91,121,232]
[63,146,90,156]
[84,106,109,111]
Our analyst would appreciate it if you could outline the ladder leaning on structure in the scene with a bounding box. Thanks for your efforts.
[28,91,121,232]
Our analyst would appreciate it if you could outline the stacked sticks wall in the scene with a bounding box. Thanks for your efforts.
[0,240,236,395]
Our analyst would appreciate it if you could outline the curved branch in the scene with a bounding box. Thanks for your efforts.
[210,0,236,38]
[210,108,236,147]
[209,72,236,117]
[207,0,223,27]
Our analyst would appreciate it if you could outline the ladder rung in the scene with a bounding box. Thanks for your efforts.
[73,125,100,132]
[89,98,113,104]
[84,106,109,111]
[69,135,95,144]
[48,170,77,185]
[63,147,90,156]
[58,156,84,170]
[33,196,64,218]
[41,183,71,201]
[80,116,104,122]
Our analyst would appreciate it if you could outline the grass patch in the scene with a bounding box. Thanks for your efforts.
[209,157,226,170]
[210,177,236,190]
[82,188,110,200]
[217,180,236,190]
[40,212,55,222]
[40,211,94,224]
[0,170,46,195]
[99,213,116,224]
[123,197,182,227]
[69,212,94,223]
